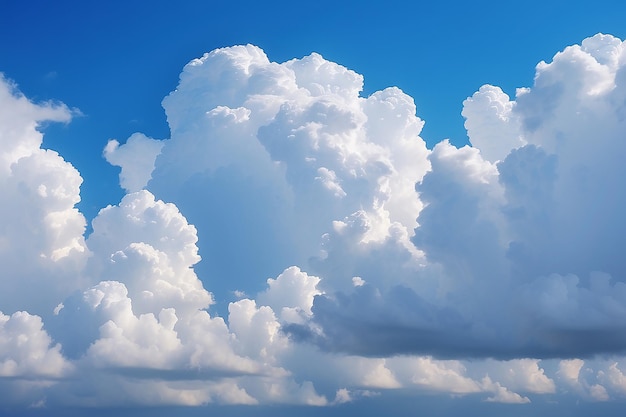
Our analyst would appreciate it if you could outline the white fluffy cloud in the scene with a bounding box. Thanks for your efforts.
[256,266,322,322]
[288,33,626,360]
[0,311,71,378]
[104,133,165,193]
[86,190,211,314]
[462,84,524,163]
[0,76,88,316]
[139,44,430,297]
[2,33,626,410]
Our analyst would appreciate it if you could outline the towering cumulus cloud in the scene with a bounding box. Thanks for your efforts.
[0,77,87,317]
[2,34,626,410]
[141,45,431,296]
[291,33,626,360]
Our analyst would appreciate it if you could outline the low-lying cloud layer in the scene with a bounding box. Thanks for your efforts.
[2,34,626,409]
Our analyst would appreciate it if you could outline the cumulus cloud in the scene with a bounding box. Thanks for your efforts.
[285,33,626,359]
[0,74,328,407]
[481,359,555,395]
[0,75,87,316]
[104,133,165,193]
[116,44,432,297]
[0,75,72,171]
[85,190,211,315]
[256,266,322,322]
[3,33,626,410]
[482,377,530,404]
[0,311,71,378]
[600,362,626,397]
[462,84,525,163]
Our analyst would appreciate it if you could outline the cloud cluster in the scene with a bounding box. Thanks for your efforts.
[140,46,431,295]
[286,33,626,359]
[2,33,626,410]
[0,74,311,407]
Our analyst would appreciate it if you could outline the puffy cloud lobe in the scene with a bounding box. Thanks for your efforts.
[83,281,184,370]
[555,358,625,401]
[559,359,585,385]
[256,266,322,322]
[310,208,426,295]
[482,377,530,404]
[88,192,200,275]
[0,311,71,378]
[228,298,287,364]
[79,280,260,377]
[0,75,72,172]
[600,362,626,398]
[390,357,482,394]
[104,133,165,193]
[86,190,210,315]
[479,359,555,395]
[462,85,524,163]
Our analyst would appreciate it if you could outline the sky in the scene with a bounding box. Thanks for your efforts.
[2,0,626,415]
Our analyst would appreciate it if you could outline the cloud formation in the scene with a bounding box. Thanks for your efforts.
[2,33,626,410]
[284,33,626,359]
[104,133,165,193]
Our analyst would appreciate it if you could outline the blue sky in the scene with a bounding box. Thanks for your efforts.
[2,0,626,415]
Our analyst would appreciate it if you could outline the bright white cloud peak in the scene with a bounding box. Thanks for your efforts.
[1,34,626,409]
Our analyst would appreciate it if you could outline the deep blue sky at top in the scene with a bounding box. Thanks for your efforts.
[1,0,625,223]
